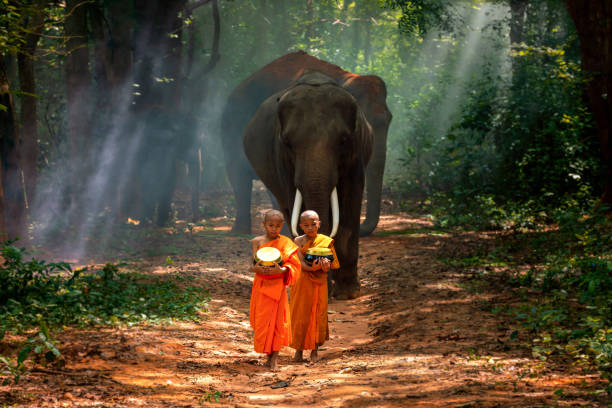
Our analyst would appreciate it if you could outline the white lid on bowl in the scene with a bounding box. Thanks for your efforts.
[256,247,281,262]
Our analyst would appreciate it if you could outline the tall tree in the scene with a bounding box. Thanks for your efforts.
[564,0,612,208]
[17,0,47,210]
[64,0,92,212]
[129,0,188,224]
[0,56,25,239]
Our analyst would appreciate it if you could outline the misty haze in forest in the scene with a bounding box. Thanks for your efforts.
[0,0,606,262]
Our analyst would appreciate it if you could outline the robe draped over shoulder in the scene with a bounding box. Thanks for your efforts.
[249,235,300,354]
[290,234,340,351]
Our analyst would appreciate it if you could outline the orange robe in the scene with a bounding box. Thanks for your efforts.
[249,235,300,354]
[290,234,340,351]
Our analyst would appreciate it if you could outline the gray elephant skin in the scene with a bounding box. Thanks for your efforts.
[243,71,373,300]
[220,51,392,237]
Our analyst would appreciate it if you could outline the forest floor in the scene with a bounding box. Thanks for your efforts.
[1,185,609,407]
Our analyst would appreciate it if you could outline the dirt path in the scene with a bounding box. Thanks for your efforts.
[2,207,608,407]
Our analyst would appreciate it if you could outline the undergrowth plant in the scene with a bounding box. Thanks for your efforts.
[502,208,611,387]
[0,243,210,384]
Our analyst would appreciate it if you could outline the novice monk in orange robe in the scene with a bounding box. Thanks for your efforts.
[249,209,300,371]
[290,210,340,363]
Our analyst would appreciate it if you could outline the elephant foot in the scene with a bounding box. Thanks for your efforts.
[333,283,361,300]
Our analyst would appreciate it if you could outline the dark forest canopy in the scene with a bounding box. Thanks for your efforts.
[0,0,609,244]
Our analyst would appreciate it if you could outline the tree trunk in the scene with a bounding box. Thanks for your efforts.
[17,0,46,213]
[351,1,361,71]
[509,0,528,45]
[0,157,7,242]
[65,0,92,214]
[89,2,111,132]
[364,13,372,67]
[564,1,612,208]
[272,0,288,53]
[509,0,528,90]
[305,0,315,46]
[0,56,25,239]
[156,0,186,225]
[102,0,134,220]
[129,0,187,224]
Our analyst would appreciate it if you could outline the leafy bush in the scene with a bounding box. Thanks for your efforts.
[0,243,209,383]
[0,242,72,307]
[503,211,612,384]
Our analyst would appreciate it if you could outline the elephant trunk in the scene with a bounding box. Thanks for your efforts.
[299,185,334,235]
[360,119,388,237]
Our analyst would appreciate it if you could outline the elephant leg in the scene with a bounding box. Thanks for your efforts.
[333,262,360,300]
[327,269,337,301]
[360,137,387,237]
[331,225,361,300]
[228,162,253,234]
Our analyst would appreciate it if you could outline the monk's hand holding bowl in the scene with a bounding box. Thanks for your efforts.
[320,257,331,273]
[269,261,286,275]
[252,260,267,275]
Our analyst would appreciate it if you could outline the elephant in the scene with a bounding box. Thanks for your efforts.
[243,71,373,300]
[220,51,392,237]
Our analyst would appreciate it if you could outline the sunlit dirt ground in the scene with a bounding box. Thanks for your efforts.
[1,186,609,407]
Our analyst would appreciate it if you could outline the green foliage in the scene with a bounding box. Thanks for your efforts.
[0,320,60,385]
[0,243,209,383]
[391,2,603,224]
[382,0,459,34]
[501,210,612,383]
[198,390,222,404]
[0,241,72,306]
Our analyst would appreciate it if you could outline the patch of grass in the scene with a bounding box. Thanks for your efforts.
[375,227,446,236]
[483,208,612,389]
[0,243,210,384]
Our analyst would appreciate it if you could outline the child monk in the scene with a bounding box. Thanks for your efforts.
[290,210,340,363]
[249,209,301,371]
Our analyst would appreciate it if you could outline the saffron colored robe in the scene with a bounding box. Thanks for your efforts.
[290,234,340,351]
[249,235,300,354]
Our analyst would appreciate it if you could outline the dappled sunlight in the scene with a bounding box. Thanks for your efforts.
[3,208,608,407]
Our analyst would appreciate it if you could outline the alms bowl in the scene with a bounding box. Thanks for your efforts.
[304,247,334,265]
[255,247,282,266]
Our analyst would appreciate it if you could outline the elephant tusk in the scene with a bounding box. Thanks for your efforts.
[330,187,339,238]
[291,189,303,237]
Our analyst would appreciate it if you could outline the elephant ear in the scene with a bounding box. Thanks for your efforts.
[354,108,374,167]
[341,74,388,106]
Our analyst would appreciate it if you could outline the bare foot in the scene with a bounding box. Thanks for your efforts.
[310,349,319,363]
[269,351,279,371]
[292,350,305,362]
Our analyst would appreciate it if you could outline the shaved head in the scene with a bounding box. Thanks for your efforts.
[264,209,284,222]
[300,210,319,223]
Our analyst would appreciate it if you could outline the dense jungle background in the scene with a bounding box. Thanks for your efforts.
[0,0,611,406]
